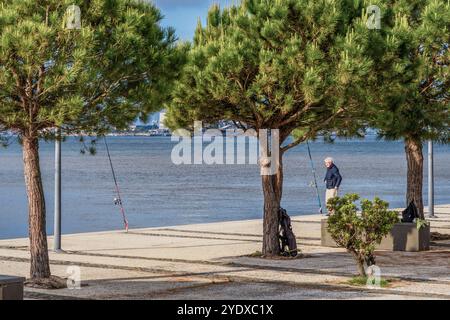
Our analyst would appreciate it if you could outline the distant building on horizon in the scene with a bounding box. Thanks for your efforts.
[133,110,168,130]
[159,110,167,129]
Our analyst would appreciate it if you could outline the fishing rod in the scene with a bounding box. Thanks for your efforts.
[104,137,129,232]
[306,141,323,215]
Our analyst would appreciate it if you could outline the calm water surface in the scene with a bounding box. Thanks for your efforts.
[0,136,448,239]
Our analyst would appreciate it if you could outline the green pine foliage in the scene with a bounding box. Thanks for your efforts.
[0,0,184,135]
[0,0,185,280]
[166,0,374,143]
[363,0,449,217]
[368,0,449,143]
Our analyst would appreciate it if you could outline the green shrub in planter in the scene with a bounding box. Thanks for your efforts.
[327,194,399,276]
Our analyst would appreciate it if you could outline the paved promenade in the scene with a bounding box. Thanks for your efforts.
[0,205,449,300]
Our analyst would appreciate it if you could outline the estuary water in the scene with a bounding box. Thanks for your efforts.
[0,135,449,239]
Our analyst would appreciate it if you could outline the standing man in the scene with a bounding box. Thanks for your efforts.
[324,157,342,215]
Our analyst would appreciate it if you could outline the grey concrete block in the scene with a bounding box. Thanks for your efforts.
[321,219,430,252]
[0,275,25,300]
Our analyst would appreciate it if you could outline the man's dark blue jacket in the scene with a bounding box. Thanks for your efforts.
[324,164,342,189]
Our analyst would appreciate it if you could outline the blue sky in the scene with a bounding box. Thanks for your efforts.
[152,0,237,41]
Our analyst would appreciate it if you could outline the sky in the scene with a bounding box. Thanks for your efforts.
[152,0,237,41]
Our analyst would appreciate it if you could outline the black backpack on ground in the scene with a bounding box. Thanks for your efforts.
[402,201,419,223]
[278,208,298,257]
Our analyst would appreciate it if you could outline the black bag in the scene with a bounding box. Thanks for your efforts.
[278,208,298,257]
[402,201,419,223]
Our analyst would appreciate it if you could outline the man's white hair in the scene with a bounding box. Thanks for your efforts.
[324,157,334,163]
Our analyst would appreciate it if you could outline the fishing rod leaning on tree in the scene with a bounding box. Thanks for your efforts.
[104,136,129,232]
[306,141,323,215]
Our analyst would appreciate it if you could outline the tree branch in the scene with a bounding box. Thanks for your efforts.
[278,102,314,127]
[280,131,311,153]
[280,108,345,153]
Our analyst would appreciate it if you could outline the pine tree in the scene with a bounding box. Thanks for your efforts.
[166,0,374,256]
[366,0,450,218]
[0,0,184,283]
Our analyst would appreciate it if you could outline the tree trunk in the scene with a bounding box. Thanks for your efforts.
[22,135,51,279]
[261,173,281,256]
[357,258,366,277]
[259,129,283,257]
[262,154,284,256]
[274,156,283,203]
[351,251,367,277]
[405,138,424,219]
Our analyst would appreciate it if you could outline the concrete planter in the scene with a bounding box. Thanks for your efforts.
[0,275,25,300]
[321,219,430,252]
